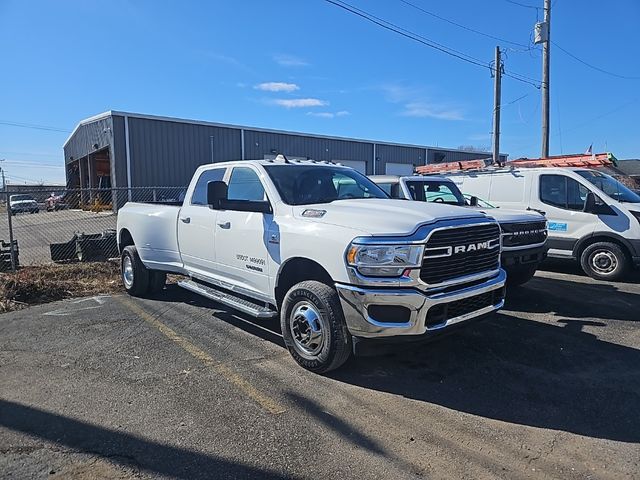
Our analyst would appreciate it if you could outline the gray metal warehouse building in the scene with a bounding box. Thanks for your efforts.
[63,110,507,205]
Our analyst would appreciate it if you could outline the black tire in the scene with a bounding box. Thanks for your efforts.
[580,241,630,281]
[121,245,150,296]
[505,264,538,286]
[148,271,167,293]
[280,280,352,373]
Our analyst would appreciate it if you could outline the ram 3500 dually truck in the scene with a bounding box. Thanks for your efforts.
[117,158,507,372]
[370,175,548,285]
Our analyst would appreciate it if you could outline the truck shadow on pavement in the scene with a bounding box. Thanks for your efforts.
[505,275,639,322]
[330,313,640,443]
[0,400,291,480]
[539,258,640,284]
[152,284,640,443]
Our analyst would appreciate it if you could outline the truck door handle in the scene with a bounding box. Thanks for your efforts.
[180,217,191,224]
[217,221,231,229]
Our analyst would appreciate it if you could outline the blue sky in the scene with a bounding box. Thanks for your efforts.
[1,0,638,184]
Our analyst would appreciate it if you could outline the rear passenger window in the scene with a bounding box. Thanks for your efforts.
[540,174,589,211]
[228,167,266,201]
[191,168,225,205]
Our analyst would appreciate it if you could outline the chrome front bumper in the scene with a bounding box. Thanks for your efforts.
[336,269,506,338]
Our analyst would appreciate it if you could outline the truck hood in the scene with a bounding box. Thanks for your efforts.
[11,200,37,206]
[470,207,545,223]
[293,198,488,235]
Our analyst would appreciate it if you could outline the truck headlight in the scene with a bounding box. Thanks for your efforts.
[346,244,424,277]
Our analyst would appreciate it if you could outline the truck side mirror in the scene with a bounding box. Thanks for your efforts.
[583,191,597,213]
[207,181,228,209]
[469,196,479,207]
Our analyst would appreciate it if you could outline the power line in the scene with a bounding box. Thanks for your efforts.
[324,0,541,88]
[398,0,529,48]
[552,41,640,80]
[504,0,540,10]
[0,120,70,133]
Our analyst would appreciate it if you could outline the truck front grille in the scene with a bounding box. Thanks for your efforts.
[420,223,501,285]
[501,221,547,248]
[425,288,505,328]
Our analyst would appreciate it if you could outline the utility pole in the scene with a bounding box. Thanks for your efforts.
[492,46,503,166]
[541,0,551,158]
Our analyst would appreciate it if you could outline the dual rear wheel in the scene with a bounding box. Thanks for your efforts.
[121,246,166,296]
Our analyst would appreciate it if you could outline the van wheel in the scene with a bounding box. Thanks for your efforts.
[281,280,352,373]
[121,246,149,296]
[580,242,629,281]
[148,271,167,293]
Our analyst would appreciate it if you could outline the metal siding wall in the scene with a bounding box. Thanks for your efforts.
[243,130,373,172]
[127,118,241,187]
[63,117,113,164]
[375,144,426,174]
[111,115,128,189]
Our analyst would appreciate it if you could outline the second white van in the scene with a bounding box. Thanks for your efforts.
[448,167,640,281]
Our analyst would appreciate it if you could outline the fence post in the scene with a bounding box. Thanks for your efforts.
[153,188,157,202]
[5,191,16,272]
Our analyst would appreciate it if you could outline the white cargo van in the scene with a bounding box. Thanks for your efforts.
[449,167,640,280]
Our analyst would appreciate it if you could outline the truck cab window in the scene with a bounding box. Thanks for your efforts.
[540,174,589,211]
[191,168,225,205]
[405,181,465,206]
[228,167,266,201]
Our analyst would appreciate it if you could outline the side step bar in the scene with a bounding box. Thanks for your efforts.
[177,279,277,318]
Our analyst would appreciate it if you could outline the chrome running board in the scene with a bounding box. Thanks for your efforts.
[178,279,277,318]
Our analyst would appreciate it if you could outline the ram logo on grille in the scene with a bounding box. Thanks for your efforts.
[453,239,500,254]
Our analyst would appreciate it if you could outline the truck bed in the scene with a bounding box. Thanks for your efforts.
[117,202,184,271]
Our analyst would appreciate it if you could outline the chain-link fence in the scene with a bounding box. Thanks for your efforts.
[0,187,186,271]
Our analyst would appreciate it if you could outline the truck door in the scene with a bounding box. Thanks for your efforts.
[531,173,595,256]
[177,167,226,275]
[214,166,272,296]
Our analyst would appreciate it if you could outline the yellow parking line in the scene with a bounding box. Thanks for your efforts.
[116,296,286,415]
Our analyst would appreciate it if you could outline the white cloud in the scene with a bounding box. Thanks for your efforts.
[307,112,335,118]
[273,98,327,108]
[274,54,309,67]
[377,83,466,121]
[254,82,300,92]
[401,102,464,121]
[307,110,351,119]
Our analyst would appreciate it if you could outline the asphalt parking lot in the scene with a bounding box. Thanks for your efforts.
[1,264,639,479]
[0,210,116,266]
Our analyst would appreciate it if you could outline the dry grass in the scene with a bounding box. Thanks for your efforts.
[0,261,122,313]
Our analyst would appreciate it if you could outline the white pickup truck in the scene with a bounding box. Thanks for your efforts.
[370,175,548,285]
[117,157,507,372]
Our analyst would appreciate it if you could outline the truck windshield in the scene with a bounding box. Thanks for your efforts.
[264,164,389,205]
[576,170,640,204]
[405,180,466,206]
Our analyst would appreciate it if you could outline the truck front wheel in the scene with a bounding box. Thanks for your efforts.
[506,264,538,286]
[121,246,150,296]
[281,280,352,373]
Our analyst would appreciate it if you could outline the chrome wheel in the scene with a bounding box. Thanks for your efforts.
[122,255,134,288]
[290,301,325,358]
[591,250,617,275]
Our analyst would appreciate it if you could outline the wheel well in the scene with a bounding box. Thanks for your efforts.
[275,257,334,309]
[119,229,134,254]
[576,235,631,261]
